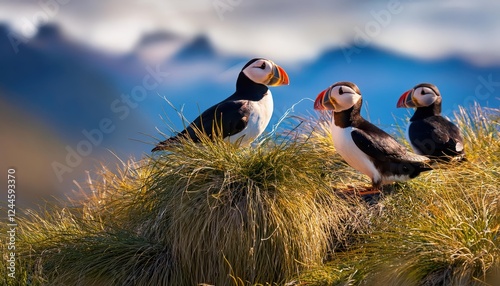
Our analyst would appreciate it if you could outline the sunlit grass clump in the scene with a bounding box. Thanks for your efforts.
[140,131,353,285]
[2,105,498,286]
[357,162,499,285]
[5,121,357,285]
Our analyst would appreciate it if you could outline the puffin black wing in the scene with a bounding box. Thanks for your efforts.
[350,123,411,162]
[195,100,250,139]
[152,100,250,151]
[351,124,431,181]
[408,117,464,158]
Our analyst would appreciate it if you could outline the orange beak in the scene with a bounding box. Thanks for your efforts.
[314,88,337,111]
[268,64,290,86]
[397,90,416,108]
[314,89,328,110]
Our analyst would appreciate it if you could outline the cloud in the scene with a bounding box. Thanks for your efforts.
[0,0,499,65]
[370,0,500,65]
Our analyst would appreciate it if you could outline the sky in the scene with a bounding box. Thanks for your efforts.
[1,0,499,66]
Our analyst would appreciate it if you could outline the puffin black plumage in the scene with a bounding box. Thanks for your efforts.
[397,83,465,162]
[152,58,289,151]
[314,82,432,191]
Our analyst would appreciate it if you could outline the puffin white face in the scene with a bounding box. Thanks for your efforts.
[411,86,439,107]
[314,83,362,112]
[242,59,289,86]
[397,84,440,108]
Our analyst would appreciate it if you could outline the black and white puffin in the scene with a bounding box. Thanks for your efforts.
[314,82,432,191]
[397,83,465,162]
[152,58,289,151]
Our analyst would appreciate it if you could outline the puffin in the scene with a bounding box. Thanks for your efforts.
[397,83,465,162]
[152,58,289,151]
[314,81,432,192]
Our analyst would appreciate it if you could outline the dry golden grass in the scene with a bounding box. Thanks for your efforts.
[1,105,498,286]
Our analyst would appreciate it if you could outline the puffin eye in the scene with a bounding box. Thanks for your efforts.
[259,62,266,69]
[420,89,426,95]
[339,87,344,95]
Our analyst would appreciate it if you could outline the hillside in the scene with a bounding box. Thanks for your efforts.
[1,104,499,285]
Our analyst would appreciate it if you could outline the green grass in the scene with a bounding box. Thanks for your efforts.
[1,105,499,285]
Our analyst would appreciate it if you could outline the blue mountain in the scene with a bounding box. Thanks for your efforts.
[172,35,218,61]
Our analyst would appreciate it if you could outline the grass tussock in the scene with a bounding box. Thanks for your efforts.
[141,129,354,285]
[4,118,361,285]
[2,105,499,286]
[361,165,499,285]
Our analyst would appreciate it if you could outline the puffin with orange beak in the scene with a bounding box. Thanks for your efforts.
[314,81,432,192]
[153,58,289,151]
[397,83,465,162]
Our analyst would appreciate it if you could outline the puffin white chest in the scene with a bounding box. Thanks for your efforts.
[330,122,381,183]
[229,90,273,146]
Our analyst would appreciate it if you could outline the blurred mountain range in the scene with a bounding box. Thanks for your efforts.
[1,23,499,207]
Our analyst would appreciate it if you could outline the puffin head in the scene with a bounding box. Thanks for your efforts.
[241,58,289,86]
[314,81,362,112]
[397,83,441,108]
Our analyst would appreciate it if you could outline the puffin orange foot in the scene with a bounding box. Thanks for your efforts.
[357,187,381,197]
[338,186,380,197]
